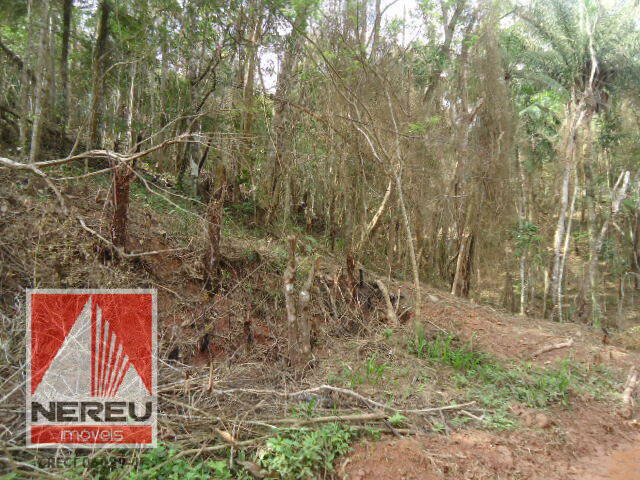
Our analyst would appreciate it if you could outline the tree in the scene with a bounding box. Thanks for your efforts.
[28,0,51,163]
[510,0,640,321]
[88,0,110,150]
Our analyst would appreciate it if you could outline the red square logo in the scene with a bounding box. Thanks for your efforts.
[26,289,157,448]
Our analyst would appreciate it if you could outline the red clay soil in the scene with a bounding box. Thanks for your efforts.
[419,289,636,369]
[572,437,640,480]
[342,401,640,479]
[342,290,640,480]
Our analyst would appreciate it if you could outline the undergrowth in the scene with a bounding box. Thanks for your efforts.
[19,423,357,480]
[256,423,356,479]
[328,353,389,388]
[408,332,617,429]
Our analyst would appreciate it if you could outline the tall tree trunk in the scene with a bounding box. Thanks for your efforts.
[19,0,34,156]
[369,0,382,58]
[576,171,631,326]
[451,223,475,298]
[550,107,584,320]
[126,62,136,151]
[28,0,51,163]
[203,167,227,293]
[265,5,312,224]
[242,11,263,139]
[47,12,56,119]
[88,1,110,150]
[393,168,422,323]
[59,0,73,132]
[550,156,572,321]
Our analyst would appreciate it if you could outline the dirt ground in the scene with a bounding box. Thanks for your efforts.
[342,403,639,479]
[338,290,640,480]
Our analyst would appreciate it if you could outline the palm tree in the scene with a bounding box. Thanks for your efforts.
[507,0,640,322]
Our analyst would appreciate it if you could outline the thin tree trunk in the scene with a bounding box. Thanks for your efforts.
[542,267,550,318]
[577,171,631,326]
[284,235,300,364]
[550,160,571,321]
[126,62,136,151]
[59,0,72,131]
[517,148,529,315]
[19,0,34,156]
[28,0,51,163]
[551,108,584,320]
[265,5,312,224]
[393,168,422,323]
[203,172,227,293]
[356,179,392,251]
[369,0,381,58]
[47,12,56,119]
[297,256,318,365]
[384,88,422,324]
[557,167,578,319]
[519,255,527,315]
[88,1,110,150]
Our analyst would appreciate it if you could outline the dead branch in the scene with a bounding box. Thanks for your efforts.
[530,338,574,358]
[30,133,194,169]
[77,216,186,258]
[205,383,475,415]
[0,156,68,214]
[267,413,389,426]
[356,179,393,250]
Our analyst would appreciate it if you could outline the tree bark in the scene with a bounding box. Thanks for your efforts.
[88,1,110,150]
[110,161,134,251]
[59,0,73,131]
[550,107,584,320]
[28,0,51,163]
[576,171,631,326]
[451,230,475,298]
[203,172,227,293]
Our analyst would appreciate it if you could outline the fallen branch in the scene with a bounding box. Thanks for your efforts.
[77,216,186,258]
[267,412,389,426]
[206,383,474,415]
[0,156,68,214]
[162,397,237,445]
[530,338,574,358]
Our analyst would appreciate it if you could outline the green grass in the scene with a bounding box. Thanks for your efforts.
[408,332,618,429]
[329,353,389,388]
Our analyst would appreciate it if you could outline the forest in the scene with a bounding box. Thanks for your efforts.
[1,0,640,478]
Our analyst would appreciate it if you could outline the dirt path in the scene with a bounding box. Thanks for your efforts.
[571,436,640,480]
[343,435,640,479]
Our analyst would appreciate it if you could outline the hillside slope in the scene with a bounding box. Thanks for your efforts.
[1,166,639,479]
